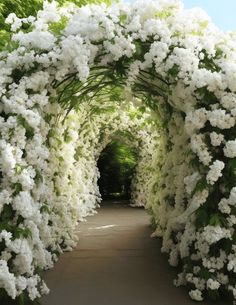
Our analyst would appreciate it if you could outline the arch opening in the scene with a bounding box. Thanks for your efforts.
[97,140,138,202]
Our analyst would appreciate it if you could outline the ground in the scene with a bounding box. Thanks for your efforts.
[42,202,229,305]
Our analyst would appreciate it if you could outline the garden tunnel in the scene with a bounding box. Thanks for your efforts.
[97,140,138,201]
[0,0,236,304]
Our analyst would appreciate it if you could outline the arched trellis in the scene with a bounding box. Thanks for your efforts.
[94,111,159,207]
[0,0,236,303]
[47,99,157,220]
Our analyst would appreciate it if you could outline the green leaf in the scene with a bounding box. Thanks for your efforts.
[195,86,218,107]
[17,115,34,140]
[192,177,208,196]
[226,158,236,172]
[58,156,64,162]
[18,293,25,305]
[13,227,32,239]
[194,207,209,228]
[48,16,68,36]
[168,64,180,78]
[165,195,175,207]
[189,156,200,169]
[12,182,23,196]
[40,204,50,214]
[138,106,146,114]
[64,129,73,143]
[35,169,43,186]
[119,14,127,24]
[155,10,172,20]
[15,164,23,174]
[197,267,212,279]
[209,213,228,227]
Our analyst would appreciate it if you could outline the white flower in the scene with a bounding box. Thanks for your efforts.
[202,225,231,245]
[0,260,16,299]
[208,109,235,129]
[224,140,236,158]
[207,278,220,290]
[17,167,36,191]
[227,256,236,273]
[190,134,212,166]
[220,93,236,110]
[12,31,56,50]
[13,192,36,219]
[206,160,225,185]
[185,108,208,133]
[0,190,11,214]
[0,140,16,172]
[184,172,200,195]
[210,132,224,147]
[218,198,231,214]
[104,35,135,60]
[189,289,203,301]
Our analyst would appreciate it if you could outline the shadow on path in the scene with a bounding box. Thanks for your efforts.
[42,202,230,305]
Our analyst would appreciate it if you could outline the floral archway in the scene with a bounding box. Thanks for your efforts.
[0,0,236,303]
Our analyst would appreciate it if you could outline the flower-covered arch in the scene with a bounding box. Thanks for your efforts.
[1,0,236,303]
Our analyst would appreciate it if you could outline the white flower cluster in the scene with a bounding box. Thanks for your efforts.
[210,132,224,147]
[207,278,221,290]
[206,160,225,185]
[201,225,231,245]
[224,140,236,158]
[218,187,236,214]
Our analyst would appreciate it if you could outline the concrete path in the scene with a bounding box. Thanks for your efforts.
[42,202,229,305]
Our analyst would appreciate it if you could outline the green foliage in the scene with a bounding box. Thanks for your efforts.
[197,267,212,280]
[189,156,200,170]
[17,115,34,140]
[208,289,220,301]
[64,128,73,143]
[119,13,127,24]
[0,215,31,241]
[15,164,24,174]
[97,140,138,199]
[209,213,228,227]
[13,227,32,239]
[12,182,23,195]
[40,203,50,213]
[194,206,209,228]
[165,195,175,207]
[0,0,112,50]
[56,0,112,6]
[35,168,43,186]
[192,177,208,196]
[91,105,116,115]
[199,50,221,72]
[48,16,69,36]
[195,86,219,109]
[0,204,14,222]
[0,289,40,305]
[0,0,41,49]
[223,158,236,192]
[168,64,180,78]
[0,0,109,30]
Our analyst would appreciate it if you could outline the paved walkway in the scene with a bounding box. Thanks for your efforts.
[42,202,229,305]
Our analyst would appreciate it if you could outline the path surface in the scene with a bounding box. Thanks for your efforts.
[42,202,229,305]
